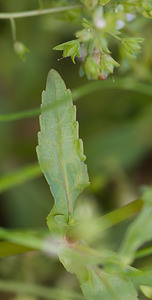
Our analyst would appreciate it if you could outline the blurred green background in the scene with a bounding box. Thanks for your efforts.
[0,1,152,299]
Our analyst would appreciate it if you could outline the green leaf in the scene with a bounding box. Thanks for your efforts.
[59,245,138,300]
[53,40,81,63]
[128,269,152,289]
[140,285,152,298]
[0,241,34,258]
[37,69,89,234]
[121,37,144,56]
[99,0,110,5]
[0,227,44,250]
[80,269,138,300]
[119,188,152,264]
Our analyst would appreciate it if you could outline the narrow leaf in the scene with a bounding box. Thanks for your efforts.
[0,241,34,258]
[0,164,41,194]
[0,280,84,300]
[119,188,152,264]
[37,69,89,233]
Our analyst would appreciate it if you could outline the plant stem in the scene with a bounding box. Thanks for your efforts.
[100,198,143,229]
[68,199,144,241]
[0,78,152,123]
[135,246,152,259]
[72,78,152,100]
[0,107,40,122]
[0,163,41,193]
[0,241,35,258]
[10,18,16,42]
[38,0,44,10]
[0,198,143,258]
[0,5,81,19]
[0,280,84,300]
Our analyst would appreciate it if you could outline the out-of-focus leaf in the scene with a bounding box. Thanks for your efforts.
[0,241,34,258]
[140,285,152,299]
[0,280,84,300]
[0,228,44,250]
[80,269,138,300]
[0,164,41,194]
[128,269,152,288]
[59,245,138,300]
[37,69,89,234]
[119,188,152,264]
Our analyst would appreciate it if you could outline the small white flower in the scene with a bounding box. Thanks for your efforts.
[126,13,135,22]
[95,17,106,29]
[116,20,125,30]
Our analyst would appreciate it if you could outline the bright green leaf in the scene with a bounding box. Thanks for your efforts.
[99,0,110,6]
[119,188,152,264]
[53,40,81,63]
[37,70,89,234]
[122,37,144,56]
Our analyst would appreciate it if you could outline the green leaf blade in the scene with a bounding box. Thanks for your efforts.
[37,69,89,233]
[80,269,138,300]
[119,188,152,264]
[60,245,138,300]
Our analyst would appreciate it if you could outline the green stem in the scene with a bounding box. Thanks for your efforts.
[0,241,35,258]
[100,198,143,229]
[0,199,143,258]
[0,107,40,122]
[109,32,122,41]
[38,0,44,9]
[0,78,152,123]
[0,5,81,19]
[135,246,152,259]
[10,18,16,42]
[68,199,144,241]
[0,163,41,193]
[0,280,84,300]
[72,78,152,100]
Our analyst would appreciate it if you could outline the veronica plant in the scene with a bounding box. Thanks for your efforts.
[0,1,152,299]
[36,69,152,300]
[54,0,151,79]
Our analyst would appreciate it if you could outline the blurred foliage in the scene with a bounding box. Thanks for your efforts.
[0,0,152,299]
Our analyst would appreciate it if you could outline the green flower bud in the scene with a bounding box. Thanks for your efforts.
[53,40,81,64]
[81,0,98,10]
[84,57,99,80]
[76,29,92,42]
[99,0,110,6]
[100,54,119,74]
[122,37,144,56]
[14,41,29,60]
[142,1,152,18]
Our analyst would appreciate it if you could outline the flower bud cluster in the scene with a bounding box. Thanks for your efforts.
[53,0,149,80]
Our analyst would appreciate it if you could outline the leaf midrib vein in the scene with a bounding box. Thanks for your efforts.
[53,76,72,220]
